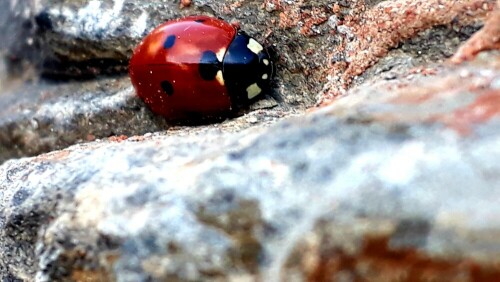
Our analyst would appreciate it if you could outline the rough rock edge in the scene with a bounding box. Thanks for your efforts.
[320,0,497,103]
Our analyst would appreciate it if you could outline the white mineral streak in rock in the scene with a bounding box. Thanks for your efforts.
[9,0,17,9]
[130,11,149,38]
[49,0,126,38]
[35,87,135,124]
[377,141,427,186]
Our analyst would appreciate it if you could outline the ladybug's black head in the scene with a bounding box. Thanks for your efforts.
[222,32,274,108]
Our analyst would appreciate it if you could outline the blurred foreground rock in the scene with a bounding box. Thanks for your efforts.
[1,53,500,280]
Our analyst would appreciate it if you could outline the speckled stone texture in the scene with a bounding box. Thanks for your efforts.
[1,56,499,280]
[1,0,500,281]
[1,0,494,163]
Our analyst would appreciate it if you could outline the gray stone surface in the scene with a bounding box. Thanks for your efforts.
[0,0,489,164]
[0,76,292,164]
[0,77,168,164]
[1,56,500,280]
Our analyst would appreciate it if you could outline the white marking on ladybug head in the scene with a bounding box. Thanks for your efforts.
[216,48,226,62]
[263,59,269,66]
[246,83,262,99]
[216,70,225,86]
[262,74,268,80]
[247,38,263,55]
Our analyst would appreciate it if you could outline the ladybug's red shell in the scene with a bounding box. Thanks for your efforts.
[129,16,273,121]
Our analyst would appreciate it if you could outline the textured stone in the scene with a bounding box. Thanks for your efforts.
[1,53,499,280]
[0,74,297,164]
[0,77,168,164]
[2,0,496,164]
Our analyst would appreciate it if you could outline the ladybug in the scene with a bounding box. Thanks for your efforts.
[129,15,274,121]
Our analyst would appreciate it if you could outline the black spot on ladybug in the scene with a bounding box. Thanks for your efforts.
[194,19,206,23]
[163,35,176,49]
[199,51,221,81]
[161,81,174,96]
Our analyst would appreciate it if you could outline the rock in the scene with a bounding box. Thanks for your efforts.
[451,6,500,63]
[1,52,500,280]
[0,77,169,164]
[327,15,339,30]
[2,0,494,163]
[0,75,298,164]
[321,0,497,102]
